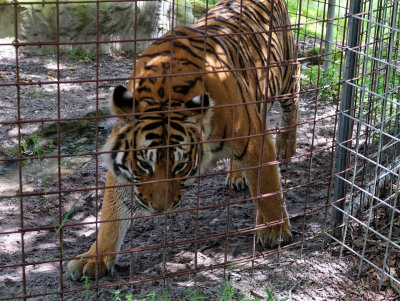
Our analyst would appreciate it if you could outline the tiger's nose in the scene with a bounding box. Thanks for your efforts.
[150,198,181,212]
[150,201,173,213]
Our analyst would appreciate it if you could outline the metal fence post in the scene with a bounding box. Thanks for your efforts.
[333,0,363,239]
[323,0,336,70]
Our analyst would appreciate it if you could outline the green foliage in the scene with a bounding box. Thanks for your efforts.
[136,290,171,301]
[220,280,239,300]
[26,87,47,99]
[218,280,287,301]
[69,48,95,63]
[357,60,400,133]
[264,287,288,301]
[68,281,287,301]
[81,276,92,298]
[196,0,219,5]
[5,134,55,165]
[112,289,123,301]
[301,63,340,101]
[287,0,347,43]
[188,0,218,17]
[56,192,83,235]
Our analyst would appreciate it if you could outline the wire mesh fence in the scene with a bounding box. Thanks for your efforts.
[0,0,399,299]
[329,0,400,294]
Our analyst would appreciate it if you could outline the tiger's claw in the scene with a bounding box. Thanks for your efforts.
[225,172,248,191]
[67,254,114,281]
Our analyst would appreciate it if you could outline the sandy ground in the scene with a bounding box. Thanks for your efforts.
[0,52,398,300]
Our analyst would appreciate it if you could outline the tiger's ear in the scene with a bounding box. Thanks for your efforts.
[184,93,213,125]
[185,93,210,115]
[111,85,136,116]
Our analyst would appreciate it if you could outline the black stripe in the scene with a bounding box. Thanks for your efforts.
[170,121,186,133]
[146,133,162,140]
[138,87,151,93]
[170,134,185,142]
[142,122,163,132]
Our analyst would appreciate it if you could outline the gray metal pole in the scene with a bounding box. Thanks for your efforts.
[323,0,336,70]
[333,0,363,239]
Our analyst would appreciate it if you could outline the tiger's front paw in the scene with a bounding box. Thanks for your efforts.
[225,171,248,191]
[67,253,115,281]
[256,215,292,248]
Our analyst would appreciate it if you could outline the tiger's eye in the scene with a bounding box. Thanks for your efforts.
[174,163,185,174]
[138,161,152,173]
[141,161,150,169]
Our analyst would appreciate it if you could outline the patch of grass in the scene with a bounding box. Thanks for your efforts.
[81,276,92,298]
[26,87,47,99]
[358,60,400,135]
[218,280,288,301]
[196,0,219,5]
[67,281,288,301]
[69,48,95,63]
[4,135,55,164]
[264,287,288,301]
[287,0,347,42]
[301,63,341,101]
[220,280,240,300]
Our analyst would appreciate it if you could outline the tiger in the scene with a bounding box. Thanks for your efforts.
[67,0,299,280]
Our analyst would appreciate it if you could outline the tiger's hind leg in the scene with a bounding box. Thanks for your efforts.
[275,66,300,159]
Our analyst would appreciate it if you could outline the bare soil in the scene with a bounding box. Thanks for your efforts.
[0,52,398,300]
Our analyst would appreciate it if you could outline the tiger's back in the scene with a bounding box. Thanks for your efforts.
[194,0,298,107]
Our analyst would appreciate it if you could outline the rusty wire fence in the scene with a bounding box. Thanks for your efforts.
[0,0,399,299]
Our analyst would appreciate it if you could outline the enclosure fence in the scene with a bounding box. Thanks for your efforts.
[330,0,400,292]
[0,0,399,299]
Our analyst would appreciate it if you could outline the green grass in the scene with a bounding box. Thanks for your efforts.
[92,282,287,301]
[196,0,219,5]
[67,273,287,301]
[302,63,341,101]
[5,134,55,165]
[26,87,47,99]
[69,48,95,63]
[287,0,347,43]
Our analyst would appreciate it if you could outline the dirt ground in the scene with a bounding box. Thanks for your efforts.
[0,52,398,300]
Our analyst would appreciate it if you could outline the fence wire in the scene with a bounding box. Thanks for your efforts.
[330,0,400,293]
[0,0,399,299]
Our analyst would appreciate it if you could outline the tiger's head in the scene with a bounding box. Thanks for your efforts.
[103,54,214,213]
